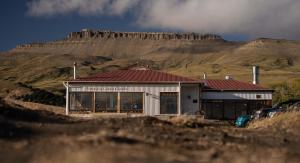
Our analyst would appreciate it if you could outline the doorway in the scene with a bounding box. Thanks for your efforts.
[160,92,178,114]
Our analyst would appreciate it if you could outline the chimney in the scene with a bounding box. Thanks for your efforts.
[203,73,207,79]
[225,75,233,80]
[73,62,77,80]
[252,66,259,85]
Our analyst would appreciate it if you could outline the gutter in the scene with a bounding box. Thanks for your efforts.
[64,81,203,84]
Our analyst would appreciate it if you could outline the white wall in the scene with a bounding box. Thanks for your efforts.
[69,83,180,116]
[202,91,272,100]
[181,84,200,115]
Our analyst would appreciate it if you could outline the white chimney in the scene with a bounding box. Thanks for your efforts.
[73,62,77,80]
[253,66,259,85]
[225,75,233,80]
[203,73,207,79]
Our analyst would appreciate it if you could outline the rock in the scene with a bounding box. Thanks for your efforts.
[65,29,223,41]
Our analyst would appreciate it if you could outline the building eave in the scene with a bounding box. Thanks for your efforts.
[202,89,274,92]
[65,80,203,85]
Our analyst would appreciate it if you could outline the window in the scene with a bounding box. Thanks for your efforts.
[160,92,178,114]
[95,93,117,112]
[256,95,262,99]
[235,102,248,116]
[69,92,93,112]
[120,93,143,113]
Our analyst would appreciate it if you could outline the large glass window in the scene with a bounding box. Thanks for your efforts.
[160,92,178,114]
[120,93,143,113]
[235,102,248,116]
[95,93,117,112]
[224,101,236,120]
[69,92,93,112]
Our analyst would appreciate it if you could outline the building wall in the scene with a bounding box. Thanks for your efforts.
[181,85,200,114]
[69,83,180,116]
[201,90,273,120]
[202,91,272,100]
[202,99,272,120]
[68,83,201,116]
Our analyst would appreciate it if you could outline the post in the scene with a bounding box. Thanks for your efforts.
[65,82,69,115]
[117,92,121,113]
[142,92,145,114]
[93,92,96,113]
[178,82,181,116]
[253,66,259,85]
[73,62,77,80]
[198,83,202,114]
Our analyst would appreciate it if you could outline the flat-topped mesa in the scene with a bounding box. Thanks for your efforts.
[66,29,223,41]
[13,29,224,50]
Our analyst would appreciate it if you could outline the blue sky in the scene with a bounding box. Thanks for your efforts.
[1,0,299,52]
[0,0,250,52]
[0,1,138,51]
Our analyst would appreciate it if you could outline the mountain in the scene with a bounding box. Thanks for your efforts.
[1,29,300,96]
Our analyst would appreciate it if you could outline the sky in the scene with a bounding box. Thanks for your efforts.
[1,0,300,51]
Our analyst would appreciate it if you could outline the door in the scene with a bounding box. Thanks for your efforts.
[160,92,178,114]
[203,101,223,119]
[211,102,223,119]
[181,85,199,114]
[224,101,236,120]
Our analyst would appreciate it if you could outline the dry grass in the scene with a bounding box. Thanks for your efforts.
[0,37,300,96]
[248,111,300,134]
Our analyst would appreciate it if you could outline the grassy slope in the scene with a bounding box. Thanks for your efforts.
[169,39,300,86]
[0,38,300,97]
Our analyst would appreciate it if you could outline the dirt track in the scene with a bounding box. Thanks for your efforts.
[0,103,299,163]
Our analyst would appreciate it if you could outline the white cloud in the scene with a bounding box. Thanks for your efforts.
[27,0,300,39]
[27,0,139,16]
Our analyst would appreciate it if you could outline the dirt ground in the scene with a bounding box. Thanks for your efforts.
[0,102,299,163]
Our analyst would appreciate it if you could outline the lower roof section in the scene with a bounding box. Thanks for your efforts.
[202,79,273,92]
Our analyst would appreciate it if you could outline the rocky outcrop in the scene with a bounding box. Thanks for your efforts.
[14,29,223,49]
[67,29,223,41]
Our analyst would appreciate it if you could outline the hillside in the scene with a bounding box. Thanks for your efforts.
[1,29,300,97]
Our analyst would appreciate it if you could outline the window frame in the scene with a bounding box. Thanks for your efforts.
[120,92,144,113]
[159,92,179,115]
[69,92,93,112]
[95,92,118,113]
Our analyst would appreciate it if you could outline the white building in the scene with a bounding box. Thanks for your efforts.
[63,67,273,119]
[63,70,202,116]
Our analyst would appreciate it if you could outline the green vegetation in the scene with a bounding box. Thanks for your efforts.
[272,79,300,104]
[14,83,65,106]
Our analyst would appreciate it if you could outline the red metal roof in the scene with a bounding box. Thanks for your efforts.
[202,79,272,91]
[68,70,271,91]
[70,70,200,84]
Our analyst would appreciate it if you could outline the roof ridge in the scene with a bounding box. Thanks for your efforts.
[71,69,199,83]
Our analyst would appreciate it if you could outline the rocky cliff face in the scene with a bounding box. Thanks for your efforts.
[67,29,223,40]
[14,29,224,49]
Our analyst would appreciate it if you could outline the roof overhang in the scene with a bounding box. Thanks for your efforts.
[203,89,274,92]
[65,81,203,85]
